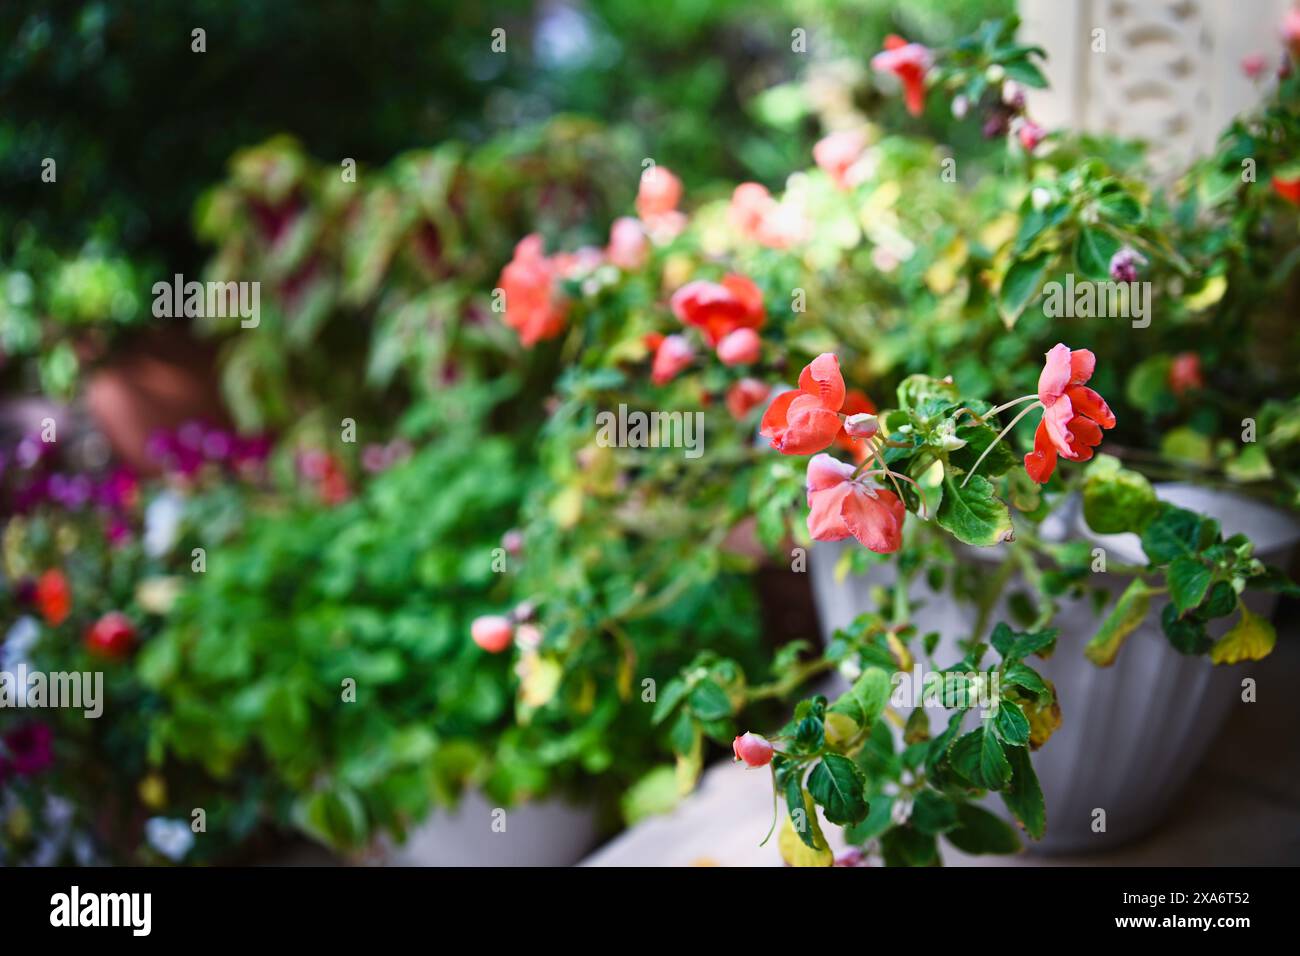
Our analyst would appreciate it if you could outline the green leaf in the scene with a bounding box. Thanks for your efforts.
[834,666,891,729]
[1074,227,1120,280]
[807,753,870,826]
[1161,602,1211,655]
[1001,745,1046,839]
[945,803,1022,855]
[980,724,1012,790]
[1084,578,1152,666]
[687,679,732,721]
[1001,662,1048,697]
[651,677,688,725]
[990,622,1058,662]
[845,794,893,843]
[998,253,1050,326]
[938,474,1013,547]
[1004,58,1048,89]
[994,701,1031,746]
[881,825,939,867]
[1140,506,1202,563]
[1168,555,1213,614]
[1096,187,1143,225]
[1082,455,1158,534]
[1209,604,1277,664]
[910,790,959,835]
[780,787,831,861]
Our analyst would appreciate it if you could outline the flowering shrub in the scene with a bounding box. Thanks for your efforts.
[476,15,1300,863]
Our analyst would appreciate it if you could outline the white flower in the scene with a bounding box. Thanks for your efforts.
[145,817,195,862]
[2,615,40,669]
[143,491,185,558]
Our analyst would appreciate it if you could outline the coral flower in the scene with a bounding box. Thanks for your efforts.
[725,378,771,420]
[716,327,762,366]
[35,570,71,626]
[760,353,846,455]
[636,166,682,220]
[499,234,568,346]
[1023,344,1116,484]
[870,35,932,117]
[813,129,868,190]
[1285,9,1300,59]
[670,274,765,346]
[729,183,775,237]
[471,615,514,654]
[806,454,906,553]
[651,334,695,385]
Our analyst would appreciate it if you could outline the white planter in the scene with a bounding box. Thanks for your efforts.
[809,483,1299,854]
[381,789,599,866]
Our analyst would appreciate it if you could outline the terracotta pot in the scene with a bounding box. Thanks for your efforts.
[83,329,225,475]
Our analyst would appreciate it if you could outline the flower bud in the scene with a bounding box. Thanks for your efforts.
[86,612,135,659]
[732,732,774,767]
[471,615,514,653]
[843,413,879,440]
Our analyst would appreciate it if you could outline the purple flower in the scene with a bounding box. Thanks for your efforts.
[1108,246,1148,283]
[2,722,54,777]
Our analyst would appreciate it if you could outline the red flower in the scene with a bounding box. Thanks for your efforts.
[760,353,846,455]
[1272,174,1300,205]
[805,454,906,553]
[670,274,765,346]
[499,234,568,346]
[725,378,771,420]
[732,732,774,767]
[870,35,932,117]
[35,570,71,626]
[1169,352,1204,395]
[86,612,136,659]
[1024,344,1116,484]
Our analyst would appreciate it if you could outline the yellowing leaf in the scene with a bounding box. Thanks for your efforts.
[550,485,583,529]
[778,806,833,867]
[1184,274,1227,311]
[1210,605,1277,664]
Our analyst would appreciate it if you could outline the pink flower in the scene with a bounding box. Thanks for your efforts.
[1014,118,1046,152]
[813,129,868,190]
[805,454,906,553]
[726,379,771,420]
[471,615,514,653]
[760,353,846,455]
[729,183,810,248]
[553,246,604,279]
[732,732,774,767]
[651,334,695,385]
[670,274,765,346]
[607,217,648,270]
[499,234,568,347]
[1242,53,1268,79]
[1109,246,1147,283]
[1284,9,1300,59]
[716,327,762,366]
[870,35,932,116]
[1024,344,1116,484]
